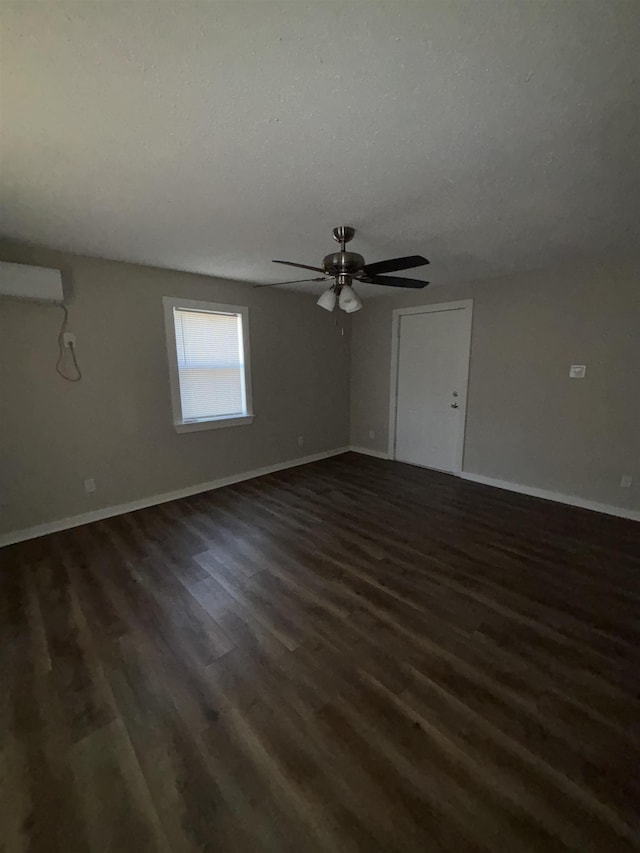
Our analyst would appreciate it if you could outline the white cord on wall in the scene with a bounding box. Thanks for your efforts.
[56,304,82,382]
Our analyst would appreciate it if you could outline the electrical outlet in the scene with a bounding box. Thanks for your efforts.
[63,332,76,348]
[569,364,586,378]
[368,429,375,440]
[297,435,304,447]
[620,475,632,488]
[84,478,96,494]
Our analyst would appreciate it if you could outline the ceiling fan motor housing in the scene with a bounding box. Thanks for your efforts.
[323,251,365,277]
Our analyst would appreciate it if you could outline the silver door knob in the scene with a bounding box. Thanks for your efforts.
[451,403,459,408]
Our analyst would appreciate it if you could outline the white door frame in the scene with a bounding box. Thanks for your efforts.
[388,299,473,472]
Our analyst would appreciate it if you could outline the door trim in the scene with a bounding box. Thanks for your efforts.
[388,299,473,472]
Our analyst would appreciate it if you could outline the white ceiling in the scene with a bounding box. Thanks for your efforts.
[1,1,639,297]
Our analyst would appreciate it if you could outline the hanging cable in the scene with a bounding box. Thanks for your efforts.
[55,304,82,382]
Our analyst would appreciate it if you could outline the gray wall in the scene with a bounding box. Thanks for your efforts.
[2,241,637,539]
[0,241,350,537]
[351,259,639,511]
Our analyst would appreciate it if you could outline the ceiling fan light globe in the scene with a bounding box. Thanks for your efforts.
[316,288,337,311]
[338,285,363,313]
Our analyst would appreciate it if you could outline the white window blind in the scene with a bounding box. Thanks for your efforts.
[173,308,247,422]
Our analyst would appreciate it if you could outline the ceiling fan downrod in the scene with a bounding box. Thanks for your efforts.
[332,225,355,252]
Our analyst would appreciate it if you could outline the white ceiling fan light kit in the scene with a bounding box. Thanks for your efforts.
[256,226,430,313]
[316,287,338,312]
[338,284,363,313]
[317,279,363,314]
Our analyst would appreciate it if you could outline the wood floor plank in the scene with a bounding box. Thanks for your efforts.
[1,452,639,852]
[70,720,171,853]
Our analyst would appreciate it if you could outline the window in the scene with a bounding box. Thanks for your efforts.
[163,297,254,432]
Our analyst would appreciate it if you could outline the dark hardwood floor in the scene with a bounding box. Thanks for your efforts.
[2,452,639,852]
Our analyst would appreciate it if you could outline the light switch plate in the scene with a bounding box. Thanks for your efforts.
[569,365,586,378]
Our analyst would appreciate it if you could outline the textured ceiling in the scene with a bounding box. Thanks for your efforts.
[1,1,639,298]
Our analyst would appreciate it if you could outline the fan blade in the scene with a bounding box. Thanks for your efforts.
[273,259,326,273]
[254,277,328,288]
[363,274,429,289]
[363,255,429,276]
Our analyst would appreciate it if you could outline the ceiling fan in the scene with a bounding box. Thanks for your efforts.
[255,226,429,313]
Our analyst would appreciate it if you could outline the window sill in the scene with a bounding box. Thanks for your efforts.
[174,414,255,434]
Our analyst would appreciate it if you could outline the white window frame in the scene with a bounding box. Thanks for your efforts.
[163,296,254,433]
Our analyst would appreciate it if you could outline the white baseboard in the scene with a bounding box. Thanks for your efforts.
[5,449,634,548]
[349,446,390,460]
[459,472,640,522]
[0,447,350,548]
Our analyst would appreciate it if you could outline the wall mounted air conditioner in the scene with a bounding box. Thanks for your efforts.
[0,261,64,303]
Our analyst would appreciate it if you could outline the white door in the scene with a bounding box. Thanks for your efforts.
[393,305,471,472]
